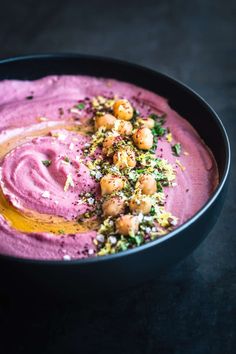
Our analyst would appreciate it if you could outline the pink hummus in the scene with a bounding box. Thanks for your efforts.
[0,75,218,260]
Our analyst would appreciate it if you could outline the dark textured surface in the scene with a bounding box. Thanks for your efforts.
[0,1,235,353]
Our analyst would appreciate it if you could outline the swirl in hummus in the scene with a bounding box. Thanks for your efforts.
[0,76,218,260]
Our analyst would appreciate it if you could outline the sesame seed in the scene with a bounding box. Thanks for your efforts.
[87,197,95,205]
[63,255,71,261]
[108,236,117,245]
[41,191,50,198]
[96,234,105,243]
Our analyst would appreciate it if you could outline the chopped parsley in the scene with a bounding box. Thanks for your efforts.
[150,114,166,137]
[58,229,65,235]
[156,181,163,193]
[172,143,181,156]
[75,102,85,110]
[150,135,158,153]
[150,206,156,216]
[152,122,166,137]
[64,156,70,163]
[136,169,146,174]
[42,160,51,167]
[148,113,167,153]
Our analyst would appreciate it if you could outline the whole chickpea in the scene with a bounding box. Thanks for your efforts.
[116,214,139,236]
[102,196,126,217]
[102,135,120,156]
[115,120,133,136]
[113,148,136,169]
[136,174,157,195]
[129,195,152,215]
[132,127,153,150]
[137,117,155,129]
[113,99,134,121]
[95,114,117,131]
[100,174,124,195]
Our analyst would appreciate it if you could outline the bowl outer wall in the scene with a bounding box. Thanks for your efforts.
[0,54,230,296]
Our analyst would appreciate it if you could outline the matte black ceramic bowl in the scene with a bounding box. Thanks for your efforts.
[0,54,230,298]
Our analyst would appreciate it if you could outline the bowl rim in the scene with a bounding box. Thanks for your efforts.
[0,53,231,265]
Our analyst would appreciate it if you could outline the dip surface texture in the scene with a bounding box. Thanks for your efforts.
[0,75,218,260]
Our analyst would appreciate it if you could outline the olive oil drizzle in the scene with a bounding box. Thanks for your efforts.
[0,123,98,235]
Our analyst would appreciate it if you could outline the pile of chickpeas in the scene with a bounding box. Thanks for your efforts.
[95,99,157,236]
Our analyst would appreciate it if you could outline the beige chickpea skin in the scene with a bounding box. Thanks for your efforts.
[137,117,155,129]
[116,214,139,236]
[102,196,126,217]
[132,127,153,150]
[136,174,157,195]
[100,174,124,195]
[113,99,134,121]
[115,120,133,136]
[95,114,117,131]
[102,135,120,156]
[113,148,136,169]
[129,195,153,215]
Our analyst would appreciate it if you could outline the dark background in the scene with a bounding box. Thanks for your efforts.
[0,0,235,353]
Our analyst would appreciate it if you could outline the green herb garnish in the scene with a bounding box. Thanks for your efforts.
[150,135,158,153]
[152,123,166,137]
[156,182,163,193]
[42,160,51,167]
[150,206,156,216]
[64,156,70,163]
[58,229,65,234]
[75,102,85,110]
[136,169,146,174]
[117,240,129,252]
[132,108,139,120]
[134,234,144,246]
[172,143,181,156]
[148,113,166,153]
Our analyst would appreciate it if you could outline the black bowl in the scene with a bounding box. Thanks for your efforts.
[0,54,230,298]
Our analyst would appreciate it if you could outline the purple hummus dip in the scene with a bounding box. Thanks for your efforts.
[0,75,218,260]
